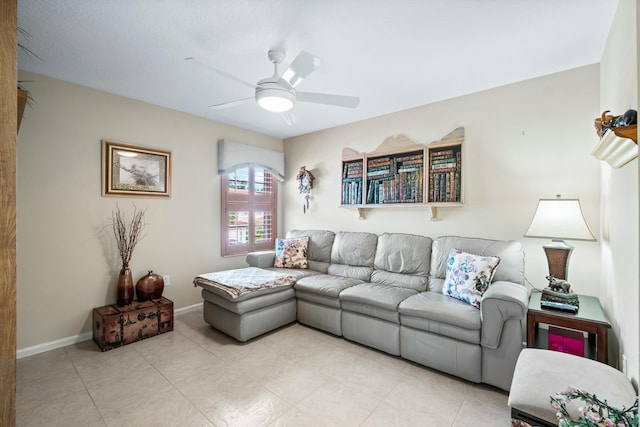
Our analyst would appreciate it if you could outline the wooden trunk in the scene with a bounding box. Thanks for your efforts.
[93,297,173,351]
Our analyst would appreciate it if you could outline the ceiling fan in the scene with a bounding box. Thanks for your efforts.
[185,49,360,115]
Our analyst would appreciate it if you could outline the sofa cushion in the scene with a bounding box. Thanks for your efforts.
[330,231,378,266]
[327,264,374,281]
[295,274,365,309]
[399,292,481,328]
[442,249,501,309]
[201,287,295,315]
[295,274,364,298]
[287,229,335,264]
[430,236,524,291]
[399,292,481,337]
[295,290,342,308]
[340,283,418,323]
[371,233,432,291]
[327,231,378,280]
[274,236,309,269]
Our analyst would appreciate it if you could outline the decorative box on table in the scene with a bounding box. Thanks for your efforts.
[541,288,579,307]
[93,297,173,351]
[548,326,584,357]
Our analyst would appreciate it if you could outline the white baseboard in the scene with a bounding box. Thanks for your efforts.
[17,331,94,359]
[17,302,203,359]
[175,302,202,315]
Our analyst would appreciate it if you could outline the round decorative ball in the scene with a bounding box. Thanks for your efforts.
[136,270,164,301]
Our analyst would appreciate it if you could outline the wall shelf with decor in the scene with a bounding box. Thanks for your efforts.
[594,110,637,143]
[609,125,637,142]
[592,110,637,168]
[340,129,464,220]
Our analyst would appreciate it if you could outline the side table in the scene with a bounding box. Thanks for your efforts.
[527,291,611,364]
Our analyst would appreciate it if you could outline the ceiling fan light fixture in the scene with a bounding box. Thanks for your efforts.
[256,86,296,112]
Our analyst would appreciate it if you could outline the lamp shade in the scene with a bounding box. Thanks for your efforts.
[524,199,595,241]
[591,129,638,168]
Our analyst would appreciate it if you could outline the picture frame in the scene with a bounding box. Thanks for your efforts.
[102,140,171,198]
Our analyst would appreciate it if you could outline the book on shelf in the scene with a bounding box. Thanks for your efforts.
[430,149,454,158]
[431,162,457,170]
[367,169,391,177]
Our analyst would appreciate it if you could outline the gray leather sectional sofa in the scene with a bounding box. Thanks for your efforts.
[217,229,529,391]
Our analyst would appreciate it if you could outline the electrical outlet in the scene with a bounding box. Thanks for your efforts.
[622,354,628,377]
[163,275,170,286]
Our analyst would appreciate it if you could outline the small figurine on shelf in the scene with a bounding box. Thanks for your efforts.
[542,275,579,308]
[545,275,572,294]
[595,109,638,138]
[296,166,315,214]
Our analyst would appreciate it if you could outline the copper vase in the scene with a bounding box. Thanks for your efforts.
[136,270,164,301]
[116,267,134,306]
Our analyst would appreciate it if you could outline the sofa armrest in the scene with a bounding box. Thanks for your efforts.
[245,251,275,268]
[480,281,529,349]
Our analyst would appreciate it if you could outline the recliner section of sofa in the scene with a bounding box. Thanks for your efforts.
[398,235,527,390]
[340,233,432,355]
[295,231,377,335]
[245,229,528,391]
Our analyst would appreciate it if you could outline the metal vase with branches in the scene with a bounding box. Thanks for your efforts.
[110,205,146,306]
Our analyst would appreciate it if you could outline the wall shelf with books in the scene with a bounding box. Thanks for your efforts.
[340,135,426,219]
[365,147,424,205]
[426,127,464,219]
[340,129,464,220]
[341,148,365,206]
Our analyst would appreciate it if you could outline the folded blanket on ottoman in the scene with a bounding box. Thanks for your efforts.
[193,267,295,300]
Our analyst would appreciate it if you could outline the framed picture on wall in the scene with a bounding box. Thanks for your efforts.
[102,140,171,198]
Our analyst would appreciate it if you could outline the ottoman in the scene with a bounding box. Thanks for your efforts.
[509,349,637,426]
[193,267,297,342]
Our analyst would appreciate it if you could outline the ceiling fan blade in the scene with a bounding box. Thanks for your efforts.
[282,111,296,126]
[208,97,254,109]
[280,50,322,88]
[185,57,257,90]
[297,92,360,108]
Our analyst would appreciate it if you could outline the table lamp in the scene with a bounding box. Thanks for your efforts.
[524,197,596,281]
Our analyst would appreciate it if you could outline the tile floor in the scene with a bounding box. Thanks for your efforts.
[17,308,512,426]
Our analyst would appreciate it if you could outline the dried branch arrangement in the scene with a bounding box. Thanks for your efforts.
[111,204,146,268]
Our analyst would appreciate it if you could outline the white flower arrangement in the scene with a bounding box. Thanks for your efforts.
[550,386,638,427]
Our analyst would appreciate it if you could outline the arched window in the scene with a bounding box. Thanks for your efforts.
[221,166,277,256]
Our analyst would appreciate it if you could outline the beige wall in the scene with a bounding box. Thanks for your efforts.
[284,65,601,298]
[599,0,639,387]
[16,71,282,350]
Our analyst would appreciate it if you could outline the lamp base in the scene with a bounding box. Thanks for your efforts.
[543,239,573,281]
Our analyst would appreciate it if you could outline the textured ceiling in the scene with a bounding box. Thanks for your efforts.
[17,0,618,139]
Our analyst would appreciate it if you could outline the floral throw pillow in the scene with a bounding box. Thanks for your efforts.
[442,249,500,309]
[274,236,309,269]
